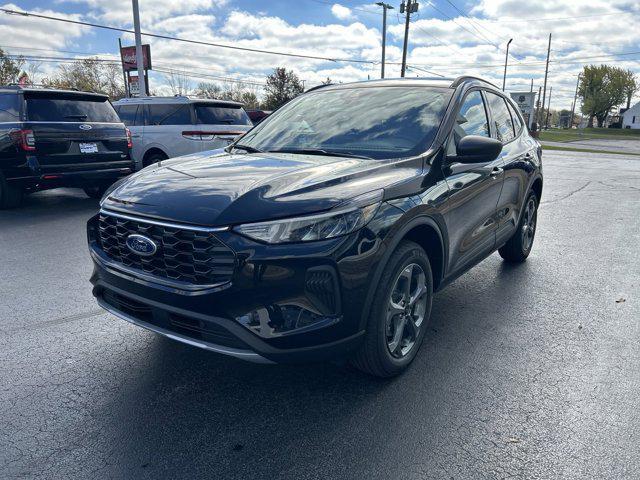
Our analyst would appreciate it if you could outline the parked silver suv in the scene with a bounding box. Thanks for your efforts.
[113,96,252,169]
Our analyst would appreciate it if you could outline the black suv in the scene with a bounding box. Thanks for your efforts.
[88,77,542,377]
[0,86,133,208]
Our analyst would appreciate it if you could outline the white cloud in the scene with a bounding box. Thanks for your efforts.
[331,4,353,21]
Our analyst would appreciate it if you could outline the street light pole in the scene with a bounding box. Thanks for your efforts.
[502,38,512,91]
[131,0,147,97]
[376,2,394,79]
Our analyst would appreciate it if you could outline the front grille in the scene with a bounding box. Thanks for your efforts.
[97,212,235,286]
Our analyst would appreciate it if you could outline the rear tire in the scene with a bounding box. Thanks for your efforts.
[498,191,538,263]
[143,151,167,168]
[350,241,433,378]
[0,173,23,209]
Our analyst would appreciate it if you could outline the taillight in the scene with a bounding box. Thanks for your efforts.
[125,128,133,149]
[13,129,36,151]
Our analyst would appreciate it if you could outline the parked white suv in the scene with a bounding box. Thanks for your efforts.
[113,96,253,169]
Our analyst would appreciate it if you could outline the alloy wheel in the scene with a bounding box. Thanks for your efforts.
[521,197,537,252]
[385,263,429,358]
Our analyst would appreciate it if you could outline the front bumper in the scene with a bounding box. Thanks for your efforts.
[87,210,394,363]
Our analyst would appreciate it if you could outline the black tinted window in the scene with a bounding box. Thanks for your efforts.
[454,91,489,139]
[507,101,524,135]
[117,104,139,126]
[25,94,119,122]
[485,92,515,143]
[147,104,192,125]
[0,94,20,121]
[194,104,251,125]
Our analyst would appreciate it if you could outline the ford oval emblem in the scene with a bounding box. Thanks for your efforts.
[79,124,92,130]
[126,234,157,257]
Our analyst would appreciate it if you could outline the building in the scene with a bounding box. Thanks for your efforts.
[622,102,640,129]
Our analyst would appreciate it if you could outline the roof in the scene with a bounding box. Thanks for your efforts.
[0,85,108,99]
[305,75,499,93]
[113,96,243,106]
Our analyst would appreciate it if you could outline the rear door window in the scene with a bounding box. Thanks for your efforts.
[147,104,192,125]
[485,92,516,143]
[194,103,251,125]
[25,94,120,123]
[116,104,139,126]
[0,94,20,122]
[507,101,524,135]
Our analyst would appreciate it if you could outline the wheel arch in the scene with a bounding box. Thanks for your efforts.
[531,176,543,203]
[358,215,447,330]
[142,147,168,166]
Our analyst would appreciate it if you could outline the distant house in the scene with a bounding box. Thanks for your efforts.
[622,102,640,129]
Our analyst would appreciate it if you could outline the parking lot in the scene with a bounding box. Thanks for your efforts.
[1,149,638,479]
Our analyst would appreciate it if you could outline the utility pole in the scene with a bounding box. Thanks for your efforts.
[118,38,129,98]
[539,33,551,126]
[534,86,542,131]
[569,73,581,129]
[376,2,394,79]
[131,0,147,97]
[530,78,533,93]
[502,38,513,91]
[400,0,418,78]
[545,86,553,129]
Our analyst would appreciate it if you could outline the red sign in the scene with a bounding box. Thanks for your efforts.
[120,45,152,72]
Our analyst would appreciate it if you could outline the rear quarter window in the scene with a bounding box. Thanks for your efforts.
[25,94,120,123]
[194,104,251,126]
[0,94,20,122]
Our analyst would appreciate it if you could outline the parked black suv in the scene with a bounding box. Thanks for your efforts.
[0,86,133,208]
[88,77,542,377]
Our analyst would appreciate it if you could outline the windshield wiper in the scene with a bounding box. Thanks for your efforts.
[65,114,88,120]
[267,148,373,160]
[226,144,262,154]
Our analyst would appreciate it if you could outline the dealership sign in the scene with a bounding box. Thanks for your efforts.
[120,45,152,72]
[509,91,536,129]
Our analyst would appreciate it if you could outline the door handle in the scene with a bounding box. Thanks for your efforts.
[490,167,503,177]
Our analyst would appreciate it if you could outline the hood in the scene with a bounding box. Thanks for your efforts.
[102,151,423,226]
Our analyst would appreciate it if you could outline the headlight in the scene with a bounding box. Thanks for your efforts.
[234,190,383,244]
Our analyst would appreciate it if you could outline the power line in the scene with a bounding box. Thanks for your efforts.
[478,11,634,24]
[424,1,501,51]
[439,0,508,47]
[0,7,376,65]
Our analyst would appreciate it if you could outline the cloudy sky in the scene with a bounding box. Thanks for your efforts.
[1,0,639,108]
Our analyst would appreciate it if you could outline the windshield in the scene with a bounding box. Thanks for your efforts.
[25,94,120,123]
[195,103,251,125]
[238,86,452,160]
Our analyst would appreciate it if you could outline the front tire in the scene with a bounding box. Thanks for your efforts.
[498,191,538,263]
[83,182,111,199]
[351,241,433,378]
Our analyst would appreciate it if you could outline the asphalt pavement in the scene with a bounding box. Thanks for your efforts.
[1,150,639,479]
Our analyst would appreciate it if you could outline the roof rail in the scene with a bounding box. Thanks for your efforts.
[450,76,500,89]
[304,83,333,93]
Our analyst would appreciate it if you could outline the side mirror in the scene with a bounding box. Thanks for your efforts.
[448,135,502,164]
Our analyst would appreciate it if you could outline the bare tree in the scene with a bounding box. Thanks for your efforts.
[42,58,126,99]
[165,70,193,96]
